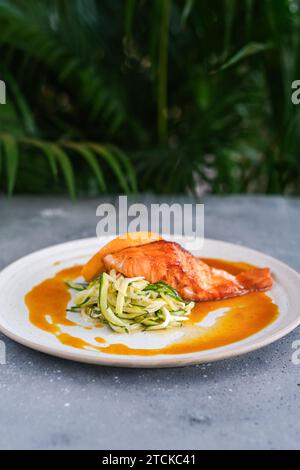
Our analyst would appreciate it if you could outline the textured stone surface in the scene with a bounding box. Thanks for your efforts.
[0,195,299,450]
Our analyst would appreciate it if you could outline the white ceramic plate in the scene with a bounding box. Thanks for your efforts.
[0,237,299,368]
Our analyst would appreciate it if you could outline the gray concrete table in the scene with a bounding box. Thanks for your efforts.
[0,195,299,450]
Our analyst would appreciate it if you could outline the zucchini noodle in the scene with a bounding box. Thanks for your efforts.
[67,270,195,333]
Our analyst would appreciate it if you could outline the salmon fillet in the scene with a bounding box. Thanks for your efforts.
[103,240,273,302]
[82,232,162,281]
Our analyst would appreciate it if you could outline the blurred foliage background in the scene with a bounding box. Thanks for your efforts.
[0,0,300,197]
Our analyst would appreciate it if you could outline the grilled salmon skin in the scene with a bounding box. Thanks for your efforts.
[103,240,273,302]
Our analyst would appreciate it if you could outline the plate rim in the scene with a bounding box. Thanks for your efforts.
[0,236,299,368]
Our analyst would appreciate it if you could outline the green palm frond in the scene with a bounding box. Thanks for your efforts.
[0,0,137,196]
[0,0,126,132]
[0,0,299,196]
[0,133,137,197]
[1,133,19,195]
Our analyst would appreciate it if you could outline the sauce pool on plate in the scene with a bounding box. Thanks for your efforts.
[25,260,279,356]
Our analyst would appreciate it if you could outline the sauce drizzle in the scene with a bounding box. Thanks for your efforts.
[25,260,279,356]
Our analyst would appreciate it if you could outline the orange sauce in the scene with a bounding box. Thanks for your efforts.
[25,259,279,356]
[25,266,81,335]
